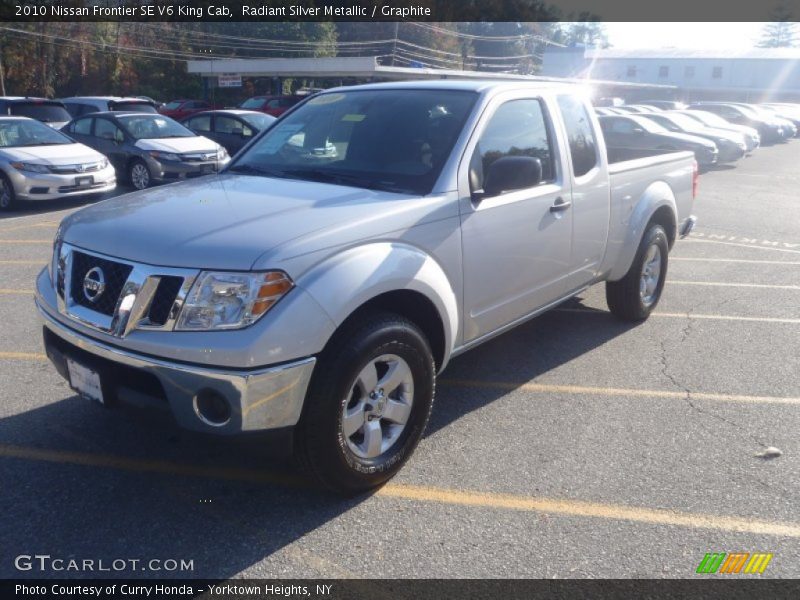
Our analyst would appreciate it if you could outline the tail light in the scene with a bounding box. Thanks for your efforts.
[692,160,699,199]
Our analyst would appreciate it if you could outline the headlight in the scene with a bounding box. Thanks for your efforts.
[176,271,293,331]
[217,147,229,160]
[11,161,50,174]
[50,223,64,289]
[149,151,180,162]
[99,158,109,169]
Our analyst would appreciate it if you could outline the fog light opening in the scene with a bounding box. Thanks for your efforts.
[193,389,232,427]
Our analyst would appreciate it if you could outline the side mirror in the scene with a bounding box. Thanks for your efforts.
[479,156,543,198]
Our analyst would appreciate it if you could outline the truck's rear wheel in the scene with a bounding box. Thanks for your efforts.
[606,224,669,321]
[295,310,435,494]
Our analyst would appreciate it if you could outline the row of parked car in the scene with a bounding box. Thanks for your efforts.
[594,99,800,169]
[0,95,289,210]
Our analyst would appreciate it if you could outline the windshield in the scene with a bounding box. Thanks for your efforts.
[111,102,157,113]
[118,115,195,139]
[684,111,730,127]
[0,118,73,147]
[163,101,183,110]
[9,102,71,123]
[229,89,478,195]
[664,113,705,132]
[631,115,669,134]
[241,112,275,130]
[240,98,266,109]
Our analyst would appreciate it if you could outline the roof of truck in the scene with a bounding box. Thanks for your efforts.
[325,80,580,95]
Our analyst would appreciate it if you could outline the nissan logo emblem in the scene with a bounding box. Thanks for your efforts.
[82,267,106,303]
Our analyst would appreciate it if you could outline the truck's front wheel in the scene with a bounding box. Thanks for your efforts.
[606,224,669,321]
[295,310,435,494]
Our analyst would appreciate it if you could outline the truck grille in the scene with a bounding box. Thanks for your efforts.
[71,251,133,316]
[147,276,184,326]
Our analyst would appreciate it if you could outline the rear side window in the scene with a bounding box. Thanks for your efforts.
[186,115,211,132]
[556,96,598,177]
[71,118,93,135]
[10,103,71,123]
[474,98,555,188]
[215,116,243,134]
[111,102,157,113]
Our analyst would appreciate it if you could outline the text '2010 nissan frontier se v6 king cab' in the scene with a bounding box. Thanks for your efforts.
[36,81,697,493]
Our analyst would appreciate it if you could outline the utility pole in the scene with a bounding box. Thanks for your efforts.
[390,22,399,66]
[0,38,6,96]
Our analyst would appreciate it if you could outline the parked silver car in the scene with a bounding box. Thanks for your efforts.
[0,117,115,210]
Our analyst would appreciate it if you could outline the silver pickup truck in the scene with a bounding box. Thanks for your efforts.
[36,81,697,493]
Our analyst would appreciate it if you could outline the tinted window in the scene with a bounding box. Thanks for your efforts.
[72,117,93,135]
[111,102,157,113]
[215,116,244,134]
[474,98,554,187]
[602,118,635,134]
[557,95,598,177]
[186,115,211,132]
[94,118,123,141]
[265,99,281,109]
[9,102,71,123]
[232,89,477,196]
[240,98,265,109]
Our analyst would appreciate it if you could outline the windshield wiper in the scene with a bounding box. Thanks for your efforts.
[227,164,287,178]
[281,168,411,194]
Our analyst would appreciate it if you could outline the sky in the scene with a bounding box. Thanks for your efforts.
[604,23,767,50]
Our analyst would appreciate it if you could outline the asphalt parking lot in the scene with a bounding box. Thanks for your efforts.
[1,144,799,580]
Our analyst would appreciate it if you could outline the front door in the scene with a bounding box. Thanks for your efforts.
[460,95,574,343]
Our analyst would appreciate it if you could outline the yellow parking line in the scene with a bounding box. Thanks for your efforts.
[0,222,57,233]
[0,351,46,360]
[2,442,800,537]
[0,260,46,265]
[672,257,800,266]
[0,289,33,295]
[442,379,800,406]
[671,280,800,291]
[555,307,800,325]
[0,239,51,244]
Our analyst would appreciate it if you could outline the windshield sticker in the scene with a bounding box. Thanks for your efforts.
[341,114,366,122]
[307,93,346,106]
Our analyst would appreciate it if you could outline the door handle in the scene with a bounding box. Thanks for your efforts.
[550,197,572,212]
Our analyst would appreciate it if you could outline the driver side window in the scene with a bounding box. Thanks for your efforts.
[471,99,555,193]
[94,118,122,141]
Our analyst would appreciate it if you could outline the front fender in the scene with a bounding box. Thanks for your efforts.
[608,181,677,281]
[298,242,459,367]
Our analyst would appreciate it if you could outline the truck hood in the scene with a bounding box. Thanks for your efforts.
[0,143,105,165]
[60,173,454,270]
[134,136,218,154]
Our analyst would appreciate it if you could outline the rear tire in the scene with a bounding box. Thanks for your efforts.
[0,173,17,211]
[295,310,435,494]
[606,224,669,321]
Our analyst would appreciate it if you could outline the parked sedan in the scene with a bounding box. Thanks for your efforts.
[758,104,800,136]
[598,114,718,167]
[159,99,219,121]
[0,117,115,210]
[688,103,787,143]
[181,109,276,155]
[62,112,229,190]
[677,110,760,153]
[643,112,747,163]
[60,96,158,118]
[238,95,303,117]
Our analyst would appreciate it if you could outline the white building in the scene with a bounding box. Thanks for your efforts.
[541,47,800,101]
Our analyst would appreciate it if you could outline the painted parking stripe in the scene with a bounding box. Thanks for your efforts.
[0,289,33,295]
[441,379,800,406]
[0,222,57,233]
[0,239,51,244]
[682,239,800,254]
[2,442,800,537]
[672,257,800,266]
[0,260,46,265]
[0,351,46,360]
[670,280,800,291]
[555,307,800,325]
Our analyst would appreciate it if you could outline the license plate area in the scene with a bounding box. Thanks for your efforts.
[67,358,104,404]
[75,175,94,187]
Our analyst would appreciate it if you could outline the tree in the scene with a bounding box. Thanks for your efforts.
[758,2,797,48]
[556,19,610,49]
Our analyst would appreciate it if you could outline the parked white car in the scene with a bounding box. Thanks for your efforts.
[0,117,116,210]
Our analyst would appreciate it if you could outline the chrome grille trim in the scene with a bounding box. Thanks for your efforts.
[56,242,199,337]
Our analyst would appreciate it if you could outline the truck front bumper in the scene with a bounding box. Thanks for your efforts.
[37,299,315,435]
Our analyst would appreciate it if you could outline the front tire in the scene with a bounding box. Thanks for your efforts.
[295,310,435,494]
[0,173,17,211]
[606,224,669,321]
[128,159,152,190]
